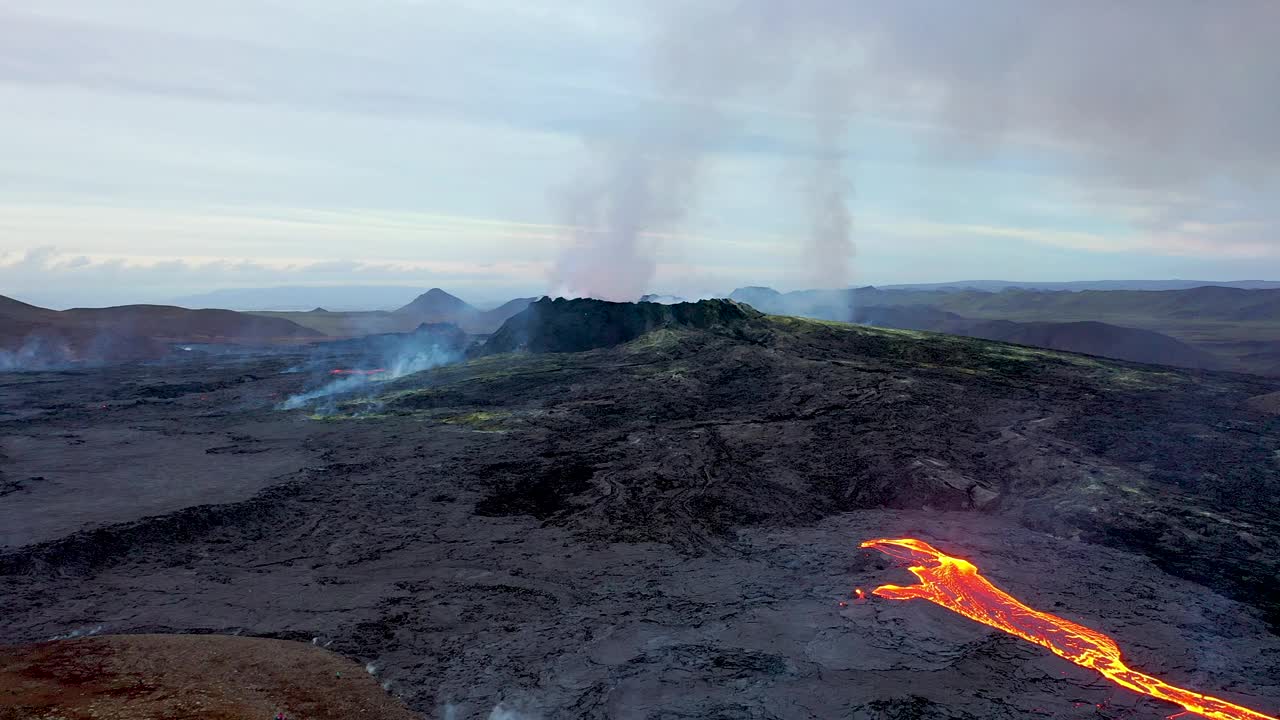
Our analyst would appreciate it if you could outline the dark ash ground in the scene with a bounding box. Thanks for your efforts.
[2,312,1279,719]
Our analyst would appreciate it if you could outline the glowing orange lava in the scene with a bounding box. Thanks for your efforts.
[860,538,1277,720]
[328,368,387,376]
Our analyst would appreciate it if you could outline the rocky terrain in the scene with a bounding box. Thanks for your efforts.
[1,299,1278,719]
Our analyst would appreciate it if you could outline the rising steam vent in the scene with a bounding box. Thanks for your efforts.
[480,297,762,354]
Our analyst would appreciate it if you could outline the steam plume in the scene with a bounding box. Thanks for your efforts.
[278,326,465,412]
[549,0,1280,291]
[805,67,857,290]
[549,142,699,301]
[549,3,856,299]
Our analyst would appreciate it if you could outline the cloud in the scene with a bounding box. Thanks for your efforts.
[0,247,547,281]
[545,1,1279,295]
[8,2,1276,189]
[2,0,1277,300]
[0,245,551,307]
[667,2,1276,234]
[0,4,643,139]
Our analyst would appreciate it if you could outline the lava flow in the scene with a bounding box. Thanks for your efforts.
[860,538,1277,720]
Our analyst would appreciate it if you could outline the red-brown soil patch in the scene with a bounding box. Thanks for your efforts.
[0,634,419,720]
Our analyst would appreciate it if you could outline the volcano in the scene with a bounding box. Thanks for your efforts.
[393,289,535,334]
[481,296,761,354]
[395,288,476,321]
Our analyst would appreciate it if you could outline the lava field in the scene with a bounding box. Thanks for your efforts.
[2,302,1278,719]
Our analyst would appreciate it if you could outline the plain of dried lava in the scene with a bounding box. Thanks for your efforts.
[1,304,1278,717]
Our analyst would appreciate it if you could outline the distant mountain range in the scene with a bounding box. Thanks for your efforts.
[169,285,530,312]
[880,279,1280,292]
[730,285,1280,324]
[393,289,537,332]
[8,281,1280,376]
[168,280,1280,313]
[250,289,537,337]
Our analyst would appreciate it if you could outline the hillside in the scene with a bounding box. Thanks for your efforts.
[966,319,1223,368]
[898,285,1280,322]
[731,285,1280,324]
[902,286,1280,375]
[847,306,1221,370]
[60,305,323,341]
[483,296,540,325]
[732,292,1222,371]
[0,295,322,369]
[0,295,57,322]
[732,286,1280,374]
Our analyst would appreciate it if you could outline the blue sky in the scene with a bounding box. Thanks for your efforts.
[1,1,1276,306]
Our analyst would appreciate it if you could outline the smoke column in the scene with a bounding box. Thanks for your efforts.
[549,140,702,301]
[549,4,857,300]
[805,66,857,291]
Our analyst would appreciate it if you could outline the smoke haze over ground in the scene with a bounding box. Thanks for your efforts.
[0,335,75,372]
[279,325,467,412]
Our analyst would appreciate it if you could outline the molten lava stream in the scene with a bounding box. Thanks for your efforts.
[860,538,1277,720]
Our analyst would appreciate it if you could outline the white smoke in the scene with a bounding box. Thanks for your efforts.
[487,706,536,720]
[0,334,76,371]
[549,136,703,302]
[549,3,856,299]
[279,335,462,412]
[805,67,857,291]
[441,703,538,720]
[46,624,105,641]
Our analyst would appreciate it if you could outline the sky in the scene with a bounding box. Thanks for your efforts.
[0,1,1277,307]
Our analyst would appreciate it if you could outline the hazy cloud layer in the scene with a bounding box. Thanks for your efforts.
[0,245,549,309]
[547,0,1277,296]
[0,1,1276,304]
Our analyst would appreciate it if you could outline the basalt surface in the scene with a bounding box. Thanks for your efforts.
[1,310,1278,719]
